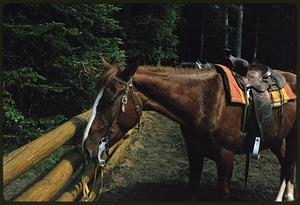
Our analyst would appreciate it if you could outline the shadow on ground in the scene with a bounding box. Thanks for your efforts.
[99,112,288,202]
[101,181,278,202]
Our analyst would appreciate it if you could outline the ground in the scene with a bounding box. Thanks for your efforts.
[100,112,286,202]
[4,112,292,201]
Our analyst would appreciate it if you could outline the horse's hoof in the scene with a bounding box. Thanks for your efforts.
[286,194,295,201]
[286,181,295,201]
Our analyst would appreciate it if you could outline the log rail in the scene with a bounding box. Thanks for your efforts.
[3,110,139,202]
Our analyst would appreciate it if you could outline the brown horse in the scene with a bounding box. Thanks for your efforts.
[82,58,296,201]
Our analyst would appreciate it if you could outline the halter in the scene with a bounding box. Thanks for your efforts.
[82,76,142,201]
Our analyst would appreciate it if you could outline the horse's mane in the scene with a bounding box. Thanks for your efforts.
[96,63,124,89]
[97,63,215,89]
[139,63,214,72]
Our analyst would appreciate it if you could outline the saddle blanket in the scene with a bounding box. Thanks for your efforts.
[270,84,296,107]
[216,64,296,107]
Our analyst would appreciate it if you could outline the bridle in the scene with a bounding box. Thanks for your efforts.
[96,76,142,165]
[81,76,142,201]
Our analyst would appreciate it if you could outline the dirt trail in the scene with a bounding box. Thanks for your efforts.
[100,112,284,201]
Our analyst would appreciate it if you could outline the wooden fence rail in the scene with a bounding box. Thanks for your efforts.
[3,110,140,202]
[3,110,90,187]
[14,151,82,201]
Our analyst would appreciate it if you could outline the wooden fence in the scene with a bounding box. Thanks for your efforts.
[3,110,138,201]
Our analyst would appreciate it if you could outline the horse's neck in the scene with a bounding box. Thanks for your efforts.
[133,68,217,126]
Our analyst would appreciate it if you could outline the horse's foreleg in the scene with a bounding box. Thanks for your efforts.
[187,146,204,200]
[216,147,234,200]
[181,126,204,200]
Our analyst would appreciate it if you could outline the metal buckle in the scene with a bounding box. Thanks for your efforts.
[135,105,140,112]
[240,132,247,138]
[121,95,128,112]
[122,95,128,104]
[98,138,108,167]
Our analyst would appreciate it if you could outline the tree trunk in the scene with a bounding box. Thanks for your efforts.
[200,6,205,61]
[253,14,260,62]
[235,4,243,58]
[224,5,229,49]
[157,46,161,66]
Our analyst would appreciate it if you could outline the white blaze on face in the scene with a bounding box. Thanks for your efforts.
[82,87,105,150]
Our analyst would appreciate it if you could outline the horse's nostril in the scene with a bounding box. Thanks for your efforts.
[84,146,99,162]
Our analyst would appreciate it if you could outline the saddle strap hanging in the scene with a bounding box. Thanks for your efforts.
[234,74,252,188]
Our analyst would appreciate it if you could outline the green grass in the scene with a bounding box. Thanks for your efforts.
[30,145,74,175]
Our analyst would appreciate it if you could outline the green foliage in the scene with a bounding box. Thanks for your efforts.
[3,91,25,131]
[3,4,125,149]
[120,4,182,65]
[3,67,69,93]
[31,146,73,175]
[3,90,67,149]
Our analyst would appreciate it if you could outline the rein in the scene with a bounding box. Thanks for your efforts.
[81,76,142,201]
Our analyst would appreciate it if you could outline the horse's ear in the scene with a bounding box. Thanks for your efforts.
[100,55,112,70]
[118,60,140,82]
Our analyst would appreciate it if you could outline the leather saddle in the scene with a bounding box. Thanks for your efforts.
[243,64,286,150]
[221,52,286,156]
[223,54,249,76]
[244,64,286,92]
[223,54,285,92]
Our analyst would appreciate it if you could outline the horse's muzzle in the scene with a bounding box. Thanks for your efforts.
[83,139,98,162]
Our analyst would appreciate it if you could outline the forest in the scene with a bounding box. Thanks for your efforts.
[3,4,297,151]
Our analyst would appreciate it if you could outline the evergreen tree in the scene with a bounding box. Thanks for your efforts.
[3,4,125,146]
[119,4,182,65]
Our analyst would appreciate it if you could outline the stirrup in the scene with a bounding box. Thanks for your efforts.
[251,137,261,159]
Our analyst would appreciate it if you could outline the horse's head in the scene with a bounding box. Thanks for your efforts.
[82,57,141,166]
